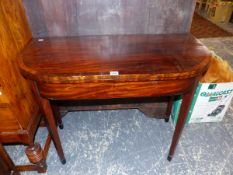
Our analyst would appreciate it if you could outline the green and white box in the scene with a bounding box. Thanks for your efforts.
[171,82,233,124]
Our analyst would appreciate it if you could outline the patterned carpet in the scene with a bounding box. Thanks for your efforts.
[4,37,233,175]
[191,13,233,38]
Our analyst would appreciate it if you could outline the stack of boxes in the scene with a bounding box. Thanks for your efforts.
[171,53,233,124]
[196,0,233,23]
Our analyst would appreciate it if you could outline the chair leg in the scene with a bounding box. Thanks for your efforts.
[40,97,66,164]
[165,96,174,122]
[168,85,197,161]
[0,143,20,175]
[25,143,47,173]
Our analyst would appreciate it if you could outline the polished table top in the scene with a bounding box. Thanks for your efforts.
[19,34,211,84]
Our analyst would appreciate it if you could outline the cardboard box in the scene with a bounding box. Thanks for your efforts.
[171,82,233,124]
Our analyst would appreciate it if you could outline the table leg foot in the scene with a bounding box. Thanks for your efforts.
[61,159,66,165]
[167,155,172,161]
[59,123,64,129]
[164,118,169,122]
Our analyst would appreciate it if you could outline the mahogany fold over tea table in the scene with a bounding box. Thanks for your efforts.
[18,34,211,164]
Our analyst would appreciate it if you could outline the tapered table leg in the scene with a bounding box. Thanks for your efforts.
[40,97,66,164]
[168,85,197,161]
[165,96,174,122]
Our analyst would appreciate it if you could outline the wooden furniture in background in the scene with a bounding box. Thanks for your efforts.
[0,144,20,175]
[0,0,54,173]
[19,34,211,161]
[0,0,39,144]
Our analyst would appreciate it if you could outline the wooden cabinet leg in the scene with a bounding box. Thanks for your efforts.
[25,143,47,173]
[40,98,66,164]
[168,85,197,161]
[0,143,20,175]
[51,104,64,129]
[165,96,174,122]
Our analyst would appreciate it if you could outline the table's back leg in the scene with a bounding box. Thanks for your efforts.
[167,84,197,161]
[51,104,64,129]
[165,96,174,122]
[40,97,66,164]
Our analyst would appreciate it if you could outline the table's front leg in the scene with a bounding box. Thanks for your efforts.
[40,97,66,164]
[168,81,198,161]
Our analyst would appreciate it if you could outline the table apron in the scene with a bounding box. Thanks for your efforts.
[37,78,197,100]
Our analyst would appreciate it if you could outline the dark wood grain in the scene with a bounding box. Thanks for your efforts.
[22,0,196,37]
[19,34,211,162]
[19,34,211,84]
[37,79,196,100]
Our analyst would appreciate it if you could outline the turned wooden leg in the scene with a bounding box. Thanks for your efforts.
[25,143,47,173]
[168,85,197,161]
[0,143,20,175]
[51,104,64,129]
[40,97,66,164]
[165,96,174,122]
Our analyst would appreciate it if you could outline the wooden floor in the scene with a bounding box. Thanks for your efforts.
[191,13,233,38]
